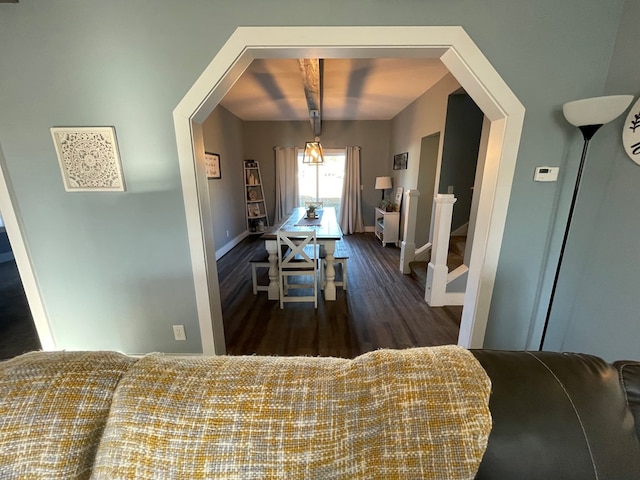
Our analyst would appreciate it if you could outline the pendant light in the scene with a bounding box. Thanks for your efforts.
[303,136,324,165]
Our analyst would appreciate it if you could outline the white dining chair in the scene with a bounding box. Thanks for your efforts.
[304,200,324,210]
[277,230,319,309]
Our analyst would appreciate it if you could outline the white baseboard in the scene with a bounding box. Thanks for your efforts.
[364,226,375,233]
[215,230,250,260]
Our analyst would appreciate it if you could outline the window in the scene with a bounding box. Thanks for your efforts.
[297,148,346,214]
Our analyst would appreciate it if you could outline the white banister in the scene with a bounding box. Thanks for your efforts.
[425,194,464,306]
[414,242,432,261]
[400,189,421,273]
[447,264,469,283]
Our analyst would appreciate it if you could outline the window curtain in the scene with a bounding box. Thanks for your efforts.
[274,146,299,222]
[339,146,364,234]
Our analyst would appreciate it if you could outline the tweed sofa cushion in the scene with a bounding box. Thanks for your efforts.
[93,345,491,479]
[0,351,136,479]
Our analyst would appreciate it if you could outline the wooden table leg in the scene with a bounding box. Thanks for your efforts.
[265,239,279,300]
[323,240,336,301]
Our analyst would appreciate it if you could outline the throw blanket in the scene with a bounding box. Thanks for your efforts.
[93,346,491,479]
[0,351,136,479]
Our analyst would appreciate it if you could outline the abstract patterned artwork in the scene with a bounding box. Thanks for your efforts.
[51,127,125,191]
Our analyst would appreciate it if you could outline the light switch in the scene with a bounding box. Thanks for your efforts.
[534,166,559,182]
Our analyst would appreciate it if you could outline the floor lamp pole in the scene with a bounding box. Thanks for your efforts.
[538,95,633,350]
[539,126,599,350]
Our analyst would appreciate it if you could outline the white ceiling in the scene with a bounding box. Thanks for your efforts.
[219,58,450,122]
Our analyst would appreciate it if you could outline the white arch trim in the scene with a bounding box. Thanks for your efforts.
[173,26,525,355]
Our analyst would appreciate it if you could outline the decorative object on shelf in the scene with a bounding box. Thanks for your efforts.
[623,96,640,165]
[375,176,392,201]
[393,152,408,170]
[50,126,125,192]
[303,135,324,165]
[539,94,633,350]
[247,203,261,217]
[205,152,221,179]
[378,199,394,212]
[248,188,259,201]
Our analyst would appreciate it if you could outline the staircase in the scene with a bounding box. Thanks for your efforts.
[409,235,466,288]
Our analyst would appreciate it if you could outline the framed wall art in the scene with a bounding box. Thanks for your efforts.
[393,152,408,170]
[205,152,221,179]
[50,126,125,192]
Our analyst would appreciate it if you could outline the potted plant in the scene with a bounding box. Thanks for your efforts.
[306,204,318,219]
[378,199,395,212]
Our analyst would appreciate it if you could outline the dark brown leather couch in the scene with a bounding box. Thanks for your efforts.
[472,350,640,480]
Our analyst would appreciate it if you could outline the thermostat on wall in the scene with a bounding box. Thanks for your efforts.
[534,166,559,182]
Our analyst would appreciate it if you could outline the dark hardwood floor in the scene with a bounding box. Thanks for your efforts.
[218,233,461,358]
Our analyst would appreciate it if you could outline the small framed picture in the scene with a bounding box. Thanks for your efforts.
[393,152,408,170]
[205,152,221,179]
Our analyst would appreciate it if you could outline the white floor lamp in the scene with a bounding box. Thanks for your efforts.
[539,95,634,350]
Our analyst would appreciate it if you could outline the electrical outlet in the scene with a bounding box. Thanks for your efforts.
[226,230,230,238]
[172,324,186,341]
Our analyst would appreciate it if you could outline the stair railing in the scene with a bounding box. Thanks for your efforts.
[424,193,468,306]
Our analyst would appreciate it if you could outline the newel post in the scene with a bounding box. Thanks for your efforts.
[425,194,456,306]
[400,189,420,273]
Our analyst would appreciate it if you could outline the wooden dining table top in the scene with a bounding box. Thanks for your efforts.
[261,207,343,240]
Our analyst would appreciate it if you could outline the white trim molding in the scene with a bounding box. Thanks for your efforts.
[0,146,55,350]
[173,26,525,354]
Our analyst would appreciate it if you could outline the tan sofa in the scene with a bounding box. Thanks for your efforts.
[0,346,491,479]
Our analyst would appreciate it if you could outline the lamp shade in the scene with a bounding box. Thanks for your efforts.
[375,176,392,190]
[563,95,633,127]
[302,139,324,164]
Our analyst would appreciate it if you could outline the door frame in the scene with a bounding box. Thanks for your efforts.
[0,145,55,350]
[173,26,525,354]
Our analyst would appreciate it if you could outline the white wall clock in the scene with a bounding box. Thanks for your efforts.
[623,96,640,165]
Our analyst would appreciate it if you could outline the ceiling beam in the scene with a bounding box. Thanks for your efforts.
[298,58,323,136]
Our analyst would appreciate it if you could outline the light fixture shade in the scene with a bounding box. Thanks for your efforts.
[563,95,633,127]
[375,176,392,190]
[302,140,324,164]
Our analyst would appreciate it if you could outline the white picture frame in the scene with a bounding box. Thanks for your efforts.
[395,187,403,210]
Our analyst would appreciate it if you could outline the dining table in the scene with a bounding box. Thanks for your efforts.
[261,206,343,301]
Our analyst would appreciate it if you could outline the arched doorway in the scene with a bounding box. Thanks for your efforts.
[173,26,525,355]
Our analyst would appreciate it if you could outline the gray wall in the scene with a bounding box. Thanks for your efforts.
[202,106,247,252]
[438,94,484,231]
[538,0,640,361]
[0,0,630,356]
[242,120,391,228]
[390,73,461,244]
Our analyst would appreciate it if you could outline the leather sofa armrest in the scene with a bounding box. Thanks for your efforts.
[472,350,640,480]
[614,360,640,441]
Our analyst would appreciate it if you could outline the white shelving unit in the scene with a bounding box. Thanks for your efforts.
[374,207,399,247]
[244,160,269,234]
